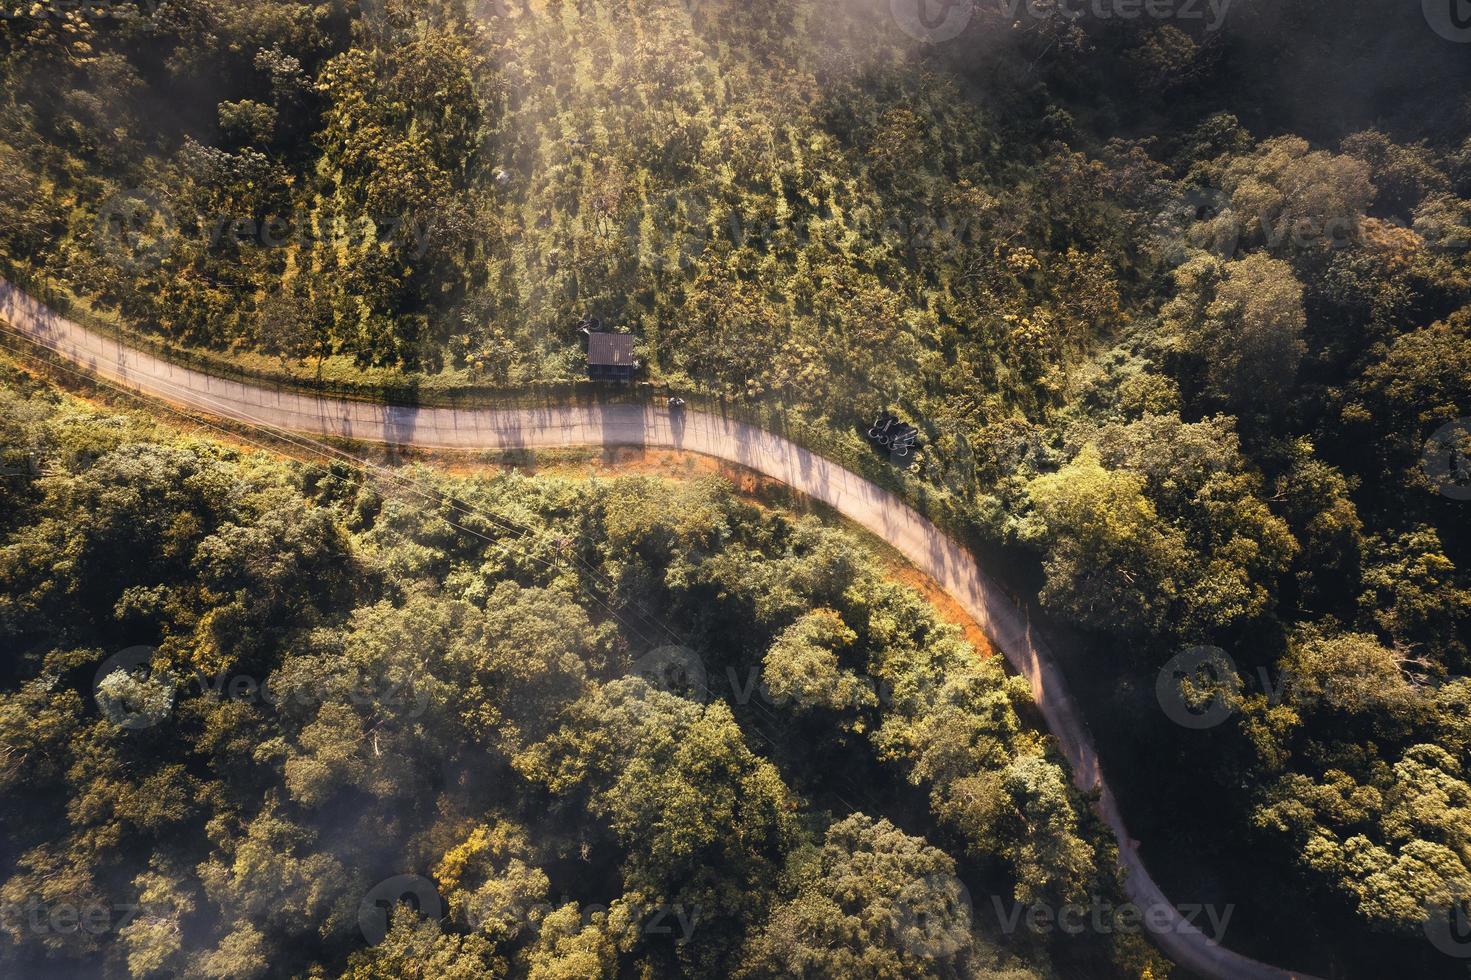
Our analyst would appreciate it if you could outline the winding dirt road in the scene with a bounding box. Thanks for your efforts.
[0,279,1322,980]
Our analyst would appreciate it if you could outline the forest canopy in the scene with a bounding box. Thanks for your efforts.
[0,365,1166,979]
[2,0,1471,976]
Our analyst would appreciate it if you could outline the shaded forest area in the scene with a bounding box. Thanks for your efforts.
[2,0,1471,976]
[0,365,1151,979]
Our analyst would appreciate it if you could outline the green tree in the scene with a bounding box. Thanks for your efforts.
[738,813,990,980]
[1162,253,1307,408]
[218,100,277,147]
[516,678,798,971]
[341,906,504,980]
[1025,446,1188,635]
[762,609,873,717]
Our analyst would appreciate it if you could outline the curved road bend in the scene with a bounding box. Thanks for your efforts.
[0,279,1321,980]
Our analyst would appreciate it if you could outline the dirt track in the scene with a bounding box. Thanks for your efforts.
[0,278,1322,980]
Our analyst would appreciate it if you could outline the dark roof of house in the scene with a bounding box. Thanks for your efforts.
[587,332,636,367]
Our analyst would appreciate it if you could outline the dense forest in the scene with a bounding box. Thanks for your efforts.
[0,364,1160,979]
[2,0,1471,976]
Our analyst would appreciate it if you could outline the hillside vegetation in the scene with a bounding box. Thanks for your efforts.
[3,0,1471,976]
[0,364,1160,979]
